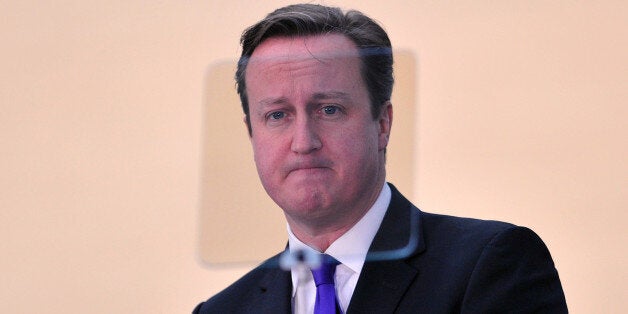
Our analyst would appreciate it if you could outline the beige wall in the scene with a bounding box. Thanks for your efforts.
[1,1,625,313]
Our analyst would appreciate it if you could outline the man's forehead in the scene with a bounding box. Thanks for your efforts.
[247,34,361,64]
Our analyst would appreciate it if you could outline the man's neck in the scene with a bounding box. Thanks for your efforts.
[286,219,358,252]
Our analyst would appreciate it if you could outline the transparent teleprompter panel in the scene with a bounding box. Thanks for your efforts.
[199,51,418,269]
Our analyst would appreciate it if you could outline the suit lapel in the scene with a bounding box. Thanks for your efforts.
[347,184,426,313]
[246,259,292,313]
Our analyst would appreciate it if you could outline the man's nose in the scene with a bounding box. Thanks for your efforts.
[290,117,322,154]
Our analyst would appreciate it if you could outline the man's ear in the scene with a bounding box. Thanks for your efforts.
[378,101,393,151]
[243,115,252,137]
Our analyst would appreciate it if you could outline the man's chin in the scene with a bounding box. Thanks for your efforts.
[276,192,333,217]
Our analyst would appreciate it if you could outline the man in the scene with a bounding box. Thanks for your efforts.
[195,3,567,313]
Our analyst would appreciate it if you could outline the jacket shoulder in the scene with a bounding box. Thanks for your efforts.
[413,211,526,271]
[414,212,567,312]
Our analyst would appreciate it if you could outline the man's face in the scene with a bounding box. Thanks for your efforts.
[245,34,392,232]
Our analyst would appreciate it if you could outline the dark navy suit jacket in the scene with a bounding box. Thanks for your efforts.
[194,185,567,313]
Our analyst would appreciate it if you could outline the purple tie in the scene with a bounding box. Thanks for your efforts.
[311,255,339,314]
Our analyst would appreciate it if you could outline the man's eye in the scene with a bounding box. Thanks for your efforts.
[269,111,285,120]
[322,106,338,115]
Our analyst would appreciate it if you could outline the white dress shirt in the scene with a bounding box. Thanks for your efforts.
[288,183,391,314]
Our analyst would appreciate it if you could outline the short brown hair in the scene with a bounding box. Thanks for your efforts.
[236,3,394,134]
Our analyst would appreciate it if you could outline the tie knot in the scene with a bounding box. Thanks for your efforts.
[311,255,339,286]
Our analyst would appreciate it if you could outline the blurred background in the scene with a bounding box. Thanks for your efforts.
[1,1,625,313]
